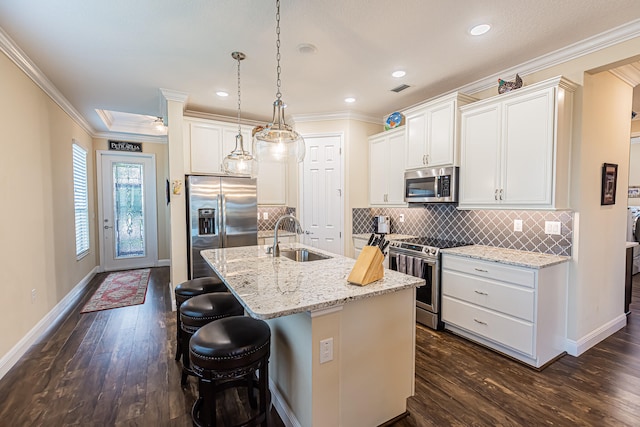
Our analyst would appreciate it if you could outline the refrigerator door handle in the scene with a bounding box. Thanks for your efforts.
[219,194,226,247]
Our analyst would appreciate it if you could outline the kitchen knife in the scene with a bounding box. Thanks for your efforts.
[367,233,375,246]
[381,240,390,252]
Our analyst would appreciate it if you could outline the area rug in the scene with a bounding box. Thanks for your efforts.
[81,268,150,313]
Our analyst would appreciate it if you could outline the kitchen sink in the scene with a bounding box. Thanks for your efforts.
[280,248,331,262]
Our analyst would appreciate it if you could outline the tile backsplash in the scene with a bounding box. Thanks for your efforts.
[353,205,573,256]
[258,206,296,231]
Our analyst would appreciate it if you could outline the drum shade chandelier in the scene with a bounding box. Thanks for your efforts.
[253,0,305,163]
[222,51,257,176]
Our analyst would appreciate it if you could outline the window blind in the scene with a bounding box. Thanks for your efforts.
[72,143,90,258]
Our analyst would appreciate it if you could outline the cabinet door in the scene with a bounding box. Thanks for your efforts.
[369,135,388,205]
[405,110,427,170]
[501,88,555,205]
[386,130,407,204]
[190,122,223,173]
[427,101,454,167]
[459,104,501,205]
[257,161,287,205]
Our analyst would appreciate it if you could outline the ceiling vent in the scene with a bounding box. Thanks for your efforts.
[391,84,411,93]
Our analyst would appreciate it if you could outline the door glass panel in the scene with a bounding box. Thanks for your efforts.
[113,162,145,258]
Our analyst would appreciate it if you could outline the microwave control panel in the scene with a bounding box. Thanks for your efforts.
[438,175,451,197]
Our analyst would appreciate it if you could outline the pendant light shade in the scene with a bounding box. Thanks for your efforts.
[223,51,257,177]
[253,0,305,163]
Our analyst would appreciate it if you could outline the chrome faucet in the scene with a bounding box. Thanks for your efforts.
[270,214,303,257]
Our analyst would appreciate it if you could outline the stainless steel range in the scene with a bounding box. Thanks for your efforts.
[389,237,471,330]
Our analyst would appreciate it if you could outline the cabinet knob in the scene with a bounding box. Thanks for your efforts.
[494,189,498,200]
[474,290,488,295]
[499,189,504,200]
[474,268,488,273]
[473,318,488,325]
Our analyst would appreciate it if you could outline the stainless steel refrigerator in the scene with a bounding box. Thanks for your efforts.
[186,175,258,279]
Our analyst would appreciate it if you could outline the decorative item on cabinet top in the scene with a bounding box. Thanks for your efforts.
[498,73,523,94]
[385,112,405,130]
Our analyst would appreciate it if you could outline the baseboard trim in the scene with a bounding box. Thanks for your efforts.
[157,259,170,267]
[565,314,627,356]
[0,266,98,380]
[270,378,302,427]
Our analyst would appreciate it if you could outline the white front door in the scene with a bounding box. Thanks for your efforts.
[97,151,158,271]
[301,134,343,254]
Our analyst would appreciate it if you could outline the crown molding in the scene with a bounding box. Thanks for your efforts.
[459,19,640,95]
[160,88,189,104]
[183,110,264,127]
[290,111,382,125]
[609,61,640,87]
[93,131,168,144]
[0,26,95,135]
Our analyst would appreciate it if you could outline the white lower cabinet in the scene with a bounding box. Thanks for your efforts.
[441,253,567,368]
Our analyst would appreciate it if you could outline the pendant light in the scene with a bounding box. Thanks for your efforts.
[253,0,305,163]
[222,51,257,176]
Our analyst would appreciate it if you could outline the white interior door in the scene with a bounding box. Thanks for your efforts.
[97,151,158,271]
[301,134,343,254]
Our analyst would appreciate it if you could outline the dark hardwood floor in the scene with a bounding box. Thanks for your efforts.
[1,267,639,426]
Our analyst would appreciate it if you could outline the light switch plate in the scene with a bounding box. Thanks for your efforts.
[263,212,269,220]
[399,214,405,223]
[545,221,561,235]
[514,219,523,232]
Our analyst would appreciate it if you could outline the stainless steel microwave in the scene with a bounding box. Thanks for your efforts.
[404,166,459,204]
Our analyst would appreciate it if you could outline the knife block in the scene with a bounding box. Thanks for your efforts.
[348,246,384,286]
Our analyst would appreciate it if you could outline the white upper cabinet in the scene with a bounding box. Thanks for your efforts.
[185,118,253,175]
[369,127,406,206]
[184,117,287,205]
[459,76,576,209]
[404,93,476,170]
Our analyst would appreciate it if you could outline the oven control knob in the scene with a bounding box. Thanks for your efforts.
[430,248,437,255]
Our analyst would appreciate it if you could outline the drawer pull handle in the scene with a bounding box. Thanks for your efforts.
[474,290,488,295]
[474,268,488,273]
[474,318,487,325]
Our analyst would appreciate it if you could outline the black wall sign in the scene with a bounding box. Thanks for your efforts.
[109,140,142,152]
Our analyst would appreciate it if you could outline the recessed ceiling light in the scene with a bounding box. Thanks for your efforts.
[392,70,406,78]
[297,43,318,54]
[216,91,229,97]
[345,97,356,103]
[469,24,491,36]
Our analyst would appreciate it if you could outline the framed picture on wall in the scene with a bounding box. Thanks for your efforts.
[601,163,618,205]
[629,186,640,198]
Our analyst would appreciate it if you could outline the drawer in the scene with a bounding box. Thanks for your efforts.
[442,254,535,288]
[442,296,534,356]
[442,270,535,321]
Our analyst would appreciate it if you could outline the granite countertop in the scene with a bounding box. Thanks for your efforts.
[352,233,416,241]
[441,245,570,269]
[201,243,424,320]
[258,230,296,239]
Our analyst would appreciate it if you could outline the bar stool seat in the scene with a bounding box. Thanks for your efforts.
[190,316,271,427]
[179,293,244,385]
[174,276,227,363]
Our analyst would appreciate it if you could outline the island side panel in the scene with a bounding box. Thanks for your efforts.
[339,287,416,427]
[266,312,313,427]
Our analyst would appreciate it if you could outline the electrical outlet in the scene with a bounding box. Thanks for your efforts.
[513,219,523,232]
[544,221,561,235]
[320,337,333,364]
[31,289,37,304]
[399,214,405,223]
[263,212,269,220]
[257,212,260,220]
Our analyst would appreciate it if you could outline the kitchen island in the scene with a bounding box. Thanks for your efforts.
[201,243,424,427]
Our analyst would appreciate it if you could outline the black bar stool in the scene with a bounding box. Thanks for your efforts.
[174,276,228,363]
[179,293,244,385]
[189,316,271,427]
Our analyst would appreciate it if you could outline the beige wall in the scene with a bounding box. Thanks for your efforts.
[93,139,171,261]
[0,51,97,360]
